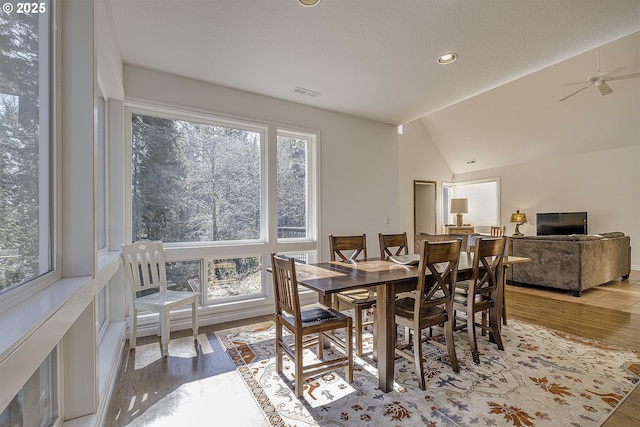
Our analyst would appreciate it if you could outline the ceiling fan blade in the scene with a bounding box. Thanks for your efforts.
[599,67,625,79]
[598,81,613,96]
[558,84,591,102]
[564,80,590,86]
[607,72,640,81]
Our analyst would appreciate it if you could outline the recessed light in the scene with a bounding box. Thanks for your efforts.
[299,0,320,6]
[437,53,458,64]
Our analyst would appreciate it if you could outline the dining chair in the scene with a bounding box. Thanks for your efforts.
[378,232,409,258]
[270,253,353,397]
[490,226,505,236]
[121,241,200,357]
[394,238,462,389]
[329,234,376,356]
[453,236,507,364]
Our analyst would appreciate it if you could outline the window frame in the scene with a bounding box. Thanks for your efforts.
[96,86,108,252]
[442,177,501,231]
[276,130,317,243]
[0,0,60,311]
[123,103,319,306]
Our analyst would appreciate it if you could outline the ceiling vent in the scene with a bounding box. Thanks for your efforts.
[294,87,321,97]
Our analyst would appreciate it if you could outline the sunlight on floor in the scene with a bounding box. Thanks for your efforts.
[121,370,269,427]
[133,334,213,369]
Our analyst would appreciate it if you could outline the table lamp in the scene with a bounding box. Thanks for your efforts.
[510,210,527,236]
[450,198,468,227]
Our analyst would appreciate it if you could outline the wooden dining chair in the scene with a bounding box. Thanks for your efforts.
[394,238,462,389]
[453,236,507,364]
[270,253,353,397]
[378,232,409,258]
[329,234,376,356]
[121,241,200,357]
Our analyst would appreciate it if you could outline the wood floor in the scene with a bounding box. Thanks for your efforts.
[105,270,640,426]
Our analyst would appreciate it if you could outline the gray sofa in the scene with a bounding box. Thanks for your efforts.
[507,232,631,296]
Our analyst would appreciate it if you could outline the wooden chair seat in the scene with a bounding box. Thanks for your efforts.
[395,297,448,321]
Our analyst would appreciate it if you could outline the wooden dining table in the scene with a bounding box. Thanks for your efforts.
[293,253,530,392]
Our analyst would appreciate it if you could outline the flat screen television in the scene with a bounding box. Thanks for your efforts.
[536,212,587,236]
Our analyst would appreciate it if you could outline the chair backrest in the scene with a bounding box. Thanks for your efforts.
[379,232,408,258]
[329,234,367,261]
[121,241,168,298]
[270,253,301,324]
[469,236,507,297]
[415,239,462,310]
[490,226,505,236]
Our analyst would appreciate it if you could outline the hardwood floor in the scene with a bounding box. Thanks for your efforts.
[105,270,640,426]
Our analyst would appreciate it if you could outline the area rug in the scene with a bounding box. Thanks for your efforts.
[219,318,640,427]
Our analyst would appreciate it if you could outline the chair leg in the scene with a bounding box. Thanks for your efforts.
[467,310,480,364]
[502,291,508,325]
[413,327,426,390]
[481,309,487,336]
[445,316,459,373]
[488,306,504,350]
[161,311,170,357]
[275,321,283,374]
[130,307,138,350]
[317,331,324,359]
[355,307,364,356]
[192,300,198,343]
[294,332,304,398]
[346,318,353,383]
[502,266,508,326]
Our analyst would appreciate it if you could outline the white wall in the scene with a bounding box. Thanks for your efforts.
[398,120,453,251]
[123,65,400,258]
[454,145,640,268]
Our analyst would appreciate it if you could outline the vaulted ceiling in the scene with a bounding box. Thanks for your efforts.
[106,0,640,172]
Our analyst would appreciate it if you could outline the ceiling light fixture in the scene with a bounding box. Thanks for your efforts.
[437,53,458,64]
[299,0,320,6]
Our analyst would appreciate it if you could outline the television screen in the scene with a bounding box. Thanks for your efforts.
[536,212,587,235]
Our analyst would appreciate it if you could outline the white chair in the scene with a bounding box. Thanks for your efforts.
[121,241,199,357]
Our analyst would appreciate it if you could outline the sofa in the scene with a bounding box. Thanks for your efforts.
[507,232,631,296]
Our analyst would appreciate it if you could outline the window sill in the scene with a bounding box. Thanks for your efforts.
[0,275,92,363]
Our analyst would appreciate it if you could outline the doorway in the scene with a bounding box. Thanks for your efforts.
[414,180,437,236]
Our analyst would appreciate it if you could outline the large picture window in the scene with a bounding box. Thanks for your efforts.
[128,108,317,305]
[131,113,262,243]
[0,2,53,294]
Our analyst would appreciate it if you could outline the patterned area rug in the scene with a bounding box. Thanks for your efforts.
[219,319,640,427]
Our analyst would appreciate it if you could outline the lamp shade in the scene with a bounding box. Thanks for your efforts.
[450,198,468,214]
[510,210,527,223]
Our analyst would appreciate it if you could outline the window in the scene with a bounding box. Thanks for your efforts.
[443,178,500,228]
[0,348,58,426]
[128,108,318,305]
[0,2,53,295]
[131,113,262,243]
[277,133,310,240]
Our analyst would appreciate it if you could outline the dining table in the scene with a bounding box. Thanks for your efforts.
[292,253,531,392]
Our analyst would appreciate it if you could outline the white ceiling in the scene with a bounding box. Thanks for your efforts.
[106,0,640,172]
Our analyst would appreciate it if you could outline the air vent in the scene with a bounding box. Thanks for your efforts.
[466,159,477,165]
[294,87,321,97]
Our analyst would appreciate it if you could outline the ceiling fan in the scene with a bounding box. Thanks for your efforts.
[558,48,640,102]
